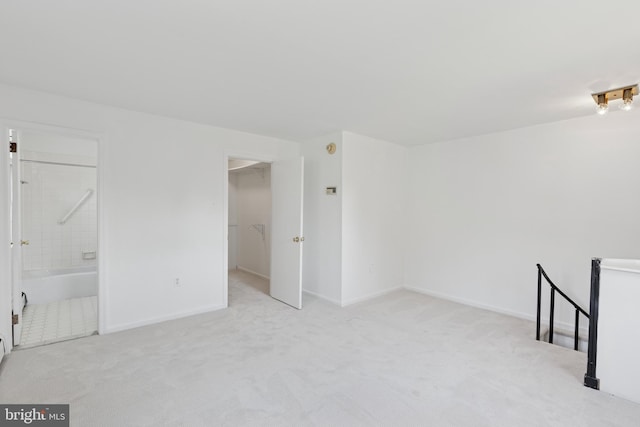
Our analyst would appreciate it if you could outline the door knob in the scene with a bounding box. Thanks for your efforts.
[293,237,300,243]
[21,240,29,246]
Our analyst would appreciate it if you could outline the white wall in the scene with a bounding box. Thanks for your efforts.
[0,83,299,342]
[20,129,98,158]
[597,259,640,404]
[341,132,407,305]
[233,165,271,278]
[302,132,343,304]
[302,131,407,306]
[5,81,637,350]
[405,109,640,330]
[228,173,238,269]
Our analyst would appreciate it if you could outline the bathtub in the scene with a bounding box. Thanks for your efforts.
[22,267,98,305]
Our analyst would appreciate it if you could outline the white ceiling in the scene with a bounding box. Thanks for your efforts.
[1,1,639,145]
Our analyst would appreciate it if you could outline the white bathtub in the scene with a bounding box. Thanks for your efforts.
[22,267,98,305]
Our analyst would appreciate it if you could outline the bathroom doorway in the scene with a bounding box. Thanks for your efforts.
[228,159,272,301]
[10,128,99,349]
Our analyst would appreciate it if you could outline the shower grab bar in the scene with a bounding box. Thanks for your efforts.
[58,189,94,225]
[250,224,265,240]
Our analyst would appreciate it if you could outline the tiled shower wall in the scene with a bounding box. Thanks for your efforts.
[21,150,97,271]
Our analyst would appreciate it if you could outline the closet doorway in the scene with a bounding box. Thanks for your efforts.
[228,159,272,302]
[225,155,304,309]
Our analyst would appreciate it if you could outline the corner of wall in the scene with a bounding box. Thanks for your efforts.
[301,132,343,303]
[339,131,409,305]
[402,113,640,327]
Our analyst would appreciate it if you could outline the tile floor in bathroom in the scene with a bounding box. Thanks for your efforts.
[18,296,98,349]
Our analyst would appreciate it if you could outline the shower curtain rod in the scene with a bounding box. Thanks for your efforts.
[20,159,96,168]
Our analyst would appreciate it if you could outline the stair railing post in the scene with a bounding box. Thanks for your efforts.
[574,308,580,351]
[549,288,555,344]
[584,258,601,389]
[536,265,542,341]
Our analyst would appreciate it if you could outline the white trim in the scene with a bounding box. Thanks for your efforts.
[0,118,102,141]
[602,266,640,274]
[600,259,640,275]
[0,124,11,354]
[403,285,589,336]
[96,134,107,335]
[302,289,341,306]
[237,266,270,281]
[103,304,226,334]
[222,154,229,309]
[404,285,535,321]
[341,286,403,307]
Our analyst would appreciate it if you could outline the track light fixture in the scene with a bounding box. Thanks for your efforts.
[592,84,638,115]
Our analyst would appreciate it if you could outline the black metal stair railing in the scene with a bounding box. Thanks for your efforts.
[536,264,590,351]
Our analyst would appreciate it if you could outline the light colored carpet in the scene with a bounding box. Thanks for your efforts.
[0,270,638,426]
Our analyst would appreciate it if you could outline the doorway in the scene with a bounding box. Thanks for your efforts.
[224,154,305,310]
[228,159,272,302]
[10,128,99,349]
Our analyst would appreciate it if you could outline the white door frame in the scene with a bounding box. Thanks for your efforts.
[0,126,12,355]
[222,151,275,308]
[10,128,24,346]
[0,119,107,351]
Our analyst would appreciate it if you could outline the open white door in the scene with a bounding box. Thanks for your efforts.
[9,130,24,346]
[270,157,304,309]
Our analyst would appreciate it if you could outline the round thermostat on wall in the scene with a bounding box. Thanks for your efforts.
[326,143,336,154]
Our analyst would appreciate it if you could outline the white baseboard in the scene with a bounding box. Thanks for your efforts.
[403,285,534,321]
[237,266,270,281]
[403,285,589,336]
[341,286,403,307]
[302,289,341,306]
[103,303,226,334]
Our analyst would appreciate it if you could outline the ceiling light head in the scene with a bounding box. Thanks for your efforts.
[596,94,609,115]
[620,88,633,111]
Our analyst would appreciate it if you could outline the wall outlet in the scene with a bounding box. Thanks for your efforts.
[175,278,181,287]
